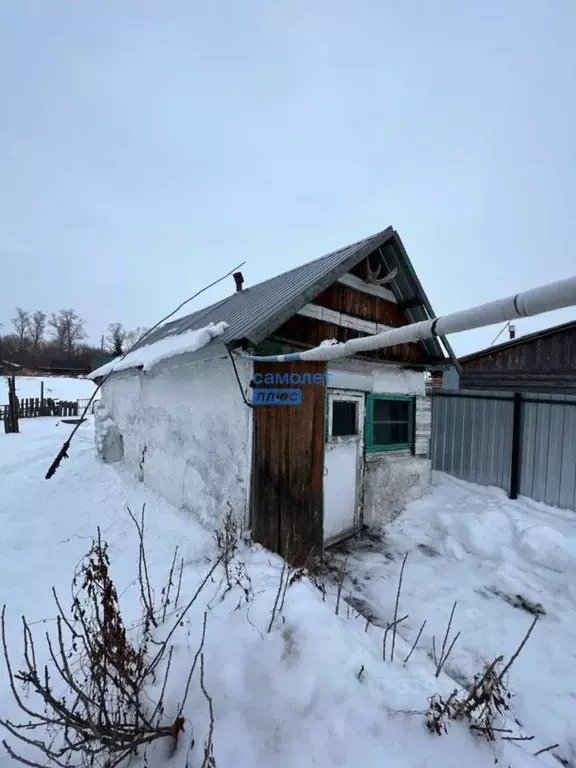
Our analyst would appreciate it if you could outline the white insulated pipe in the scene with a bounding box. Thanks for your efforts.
[247,276,576,363]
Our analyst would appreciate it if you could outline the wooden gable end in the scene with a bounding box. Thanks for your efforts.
[270,257,429,366]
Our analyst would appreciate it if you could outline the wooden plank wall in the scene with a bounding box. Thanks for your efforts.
[274,278,425,365]
[461,326,576,393]
[276,315,423,364]
[250,361,326,565]
[459,371,576,394]
[314,282,407,326]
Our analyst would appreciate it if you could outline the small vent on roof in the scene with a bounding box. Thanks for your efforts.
[233,272,244,292]
[509,323,516,339]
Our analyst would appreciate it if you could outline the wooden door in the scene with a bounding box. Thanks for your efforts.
[250,361,326,565]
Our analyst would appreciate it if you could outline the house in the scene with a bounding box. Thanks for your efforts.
[0,360,22,376]
[90,227,456,563]
[454,319,576,394]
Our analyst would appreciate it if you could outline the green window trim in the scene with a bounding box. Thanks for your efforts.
[365,393,415,453]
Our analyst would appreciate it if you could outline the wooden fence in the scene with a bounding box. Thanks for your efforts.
[1,398,79,421]
[77,398,96,415]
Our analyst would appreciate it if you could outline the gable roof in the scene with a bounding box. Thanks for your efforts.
[129,227,456,365]
[460,318,576,364]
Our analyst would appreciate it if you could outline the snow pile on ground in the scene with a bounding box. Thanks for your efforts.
[88,322,228,379]
[1,374,96,403]
[0,422,573,768]
[336,472,576,768]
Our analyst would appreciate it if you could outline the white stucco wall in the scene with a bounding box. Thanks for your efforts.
[95,354,253,528]
[326,359,431,527]
[362,452,431,526]
[327,358,426,396]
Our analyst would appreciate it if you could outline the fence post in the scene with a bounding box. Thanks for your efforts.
[40,380,45,416]
[509,392,523,500]
[5,376,20,434]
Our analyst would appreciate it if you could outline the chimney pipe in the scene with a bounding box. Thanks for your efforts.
[233,272,244,292]
[509,323,516,339]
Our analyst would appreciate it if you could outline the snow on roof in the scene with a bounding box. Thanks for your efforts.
[87,321,229,380]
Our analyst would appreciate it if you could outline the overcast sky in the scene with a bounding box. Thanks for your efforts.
[1,1,575,356]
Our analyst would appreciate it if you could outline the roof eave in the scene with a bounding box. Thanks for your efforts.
[389,231,461,373]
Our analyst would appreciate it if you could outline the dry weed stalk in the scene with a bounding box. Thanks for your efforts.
[432,601,460,678]
[199,653,216,768]
[0,511,226,768]
[382,614,409,662]
[213,505,253,608]
[266,538,320,633]
[391,553,408,663]
[162,547,184,625]
[267,553,289,634]
[533,743,559,757]
[335,558,347,617]
[403,619,427,665]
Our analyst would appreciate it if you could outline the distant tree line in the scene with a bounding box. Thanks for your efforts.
[0,308,148,372]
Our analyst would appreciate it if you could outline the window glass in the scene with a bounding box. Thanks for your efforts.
[367,395,414,451]
[374,398,409,423]
[373,420,409,445]
[332,400,357,437]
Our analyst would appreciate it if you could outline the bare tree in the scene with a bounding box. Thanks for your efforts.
[124,326,149,349]
[11,308,29,352]
[49,309,86,356]
[49,312,67,353]
[106,323,127,356]
[27,310,47,356]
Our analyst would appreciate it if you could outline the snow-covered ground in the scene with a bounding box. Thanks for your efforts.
[335,474,576,767]
[1,374,96,403]
[0,420,574,768]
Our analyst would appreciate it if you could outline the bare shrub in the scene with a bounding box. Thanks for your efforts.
[0,512,225,768]
[426,615,540,742]
[427,689,460,736]
[213,504,253,608]
[427,656,509,739]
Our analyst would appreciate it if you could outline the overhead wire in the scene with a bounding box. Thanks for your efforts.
[491,321,510,346]
[45,260,246,479]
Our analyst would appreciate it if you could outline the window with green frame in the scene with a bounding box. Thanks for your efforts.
[365,394,415,452]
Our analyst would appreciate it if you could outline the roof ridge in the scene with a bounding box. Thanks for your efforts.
[460,317,576,361]
[153,231,387,339]
[120,226,447,369]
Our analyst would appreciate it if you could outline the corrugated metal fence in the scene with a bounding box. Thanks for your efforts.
[431,389,576,512]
